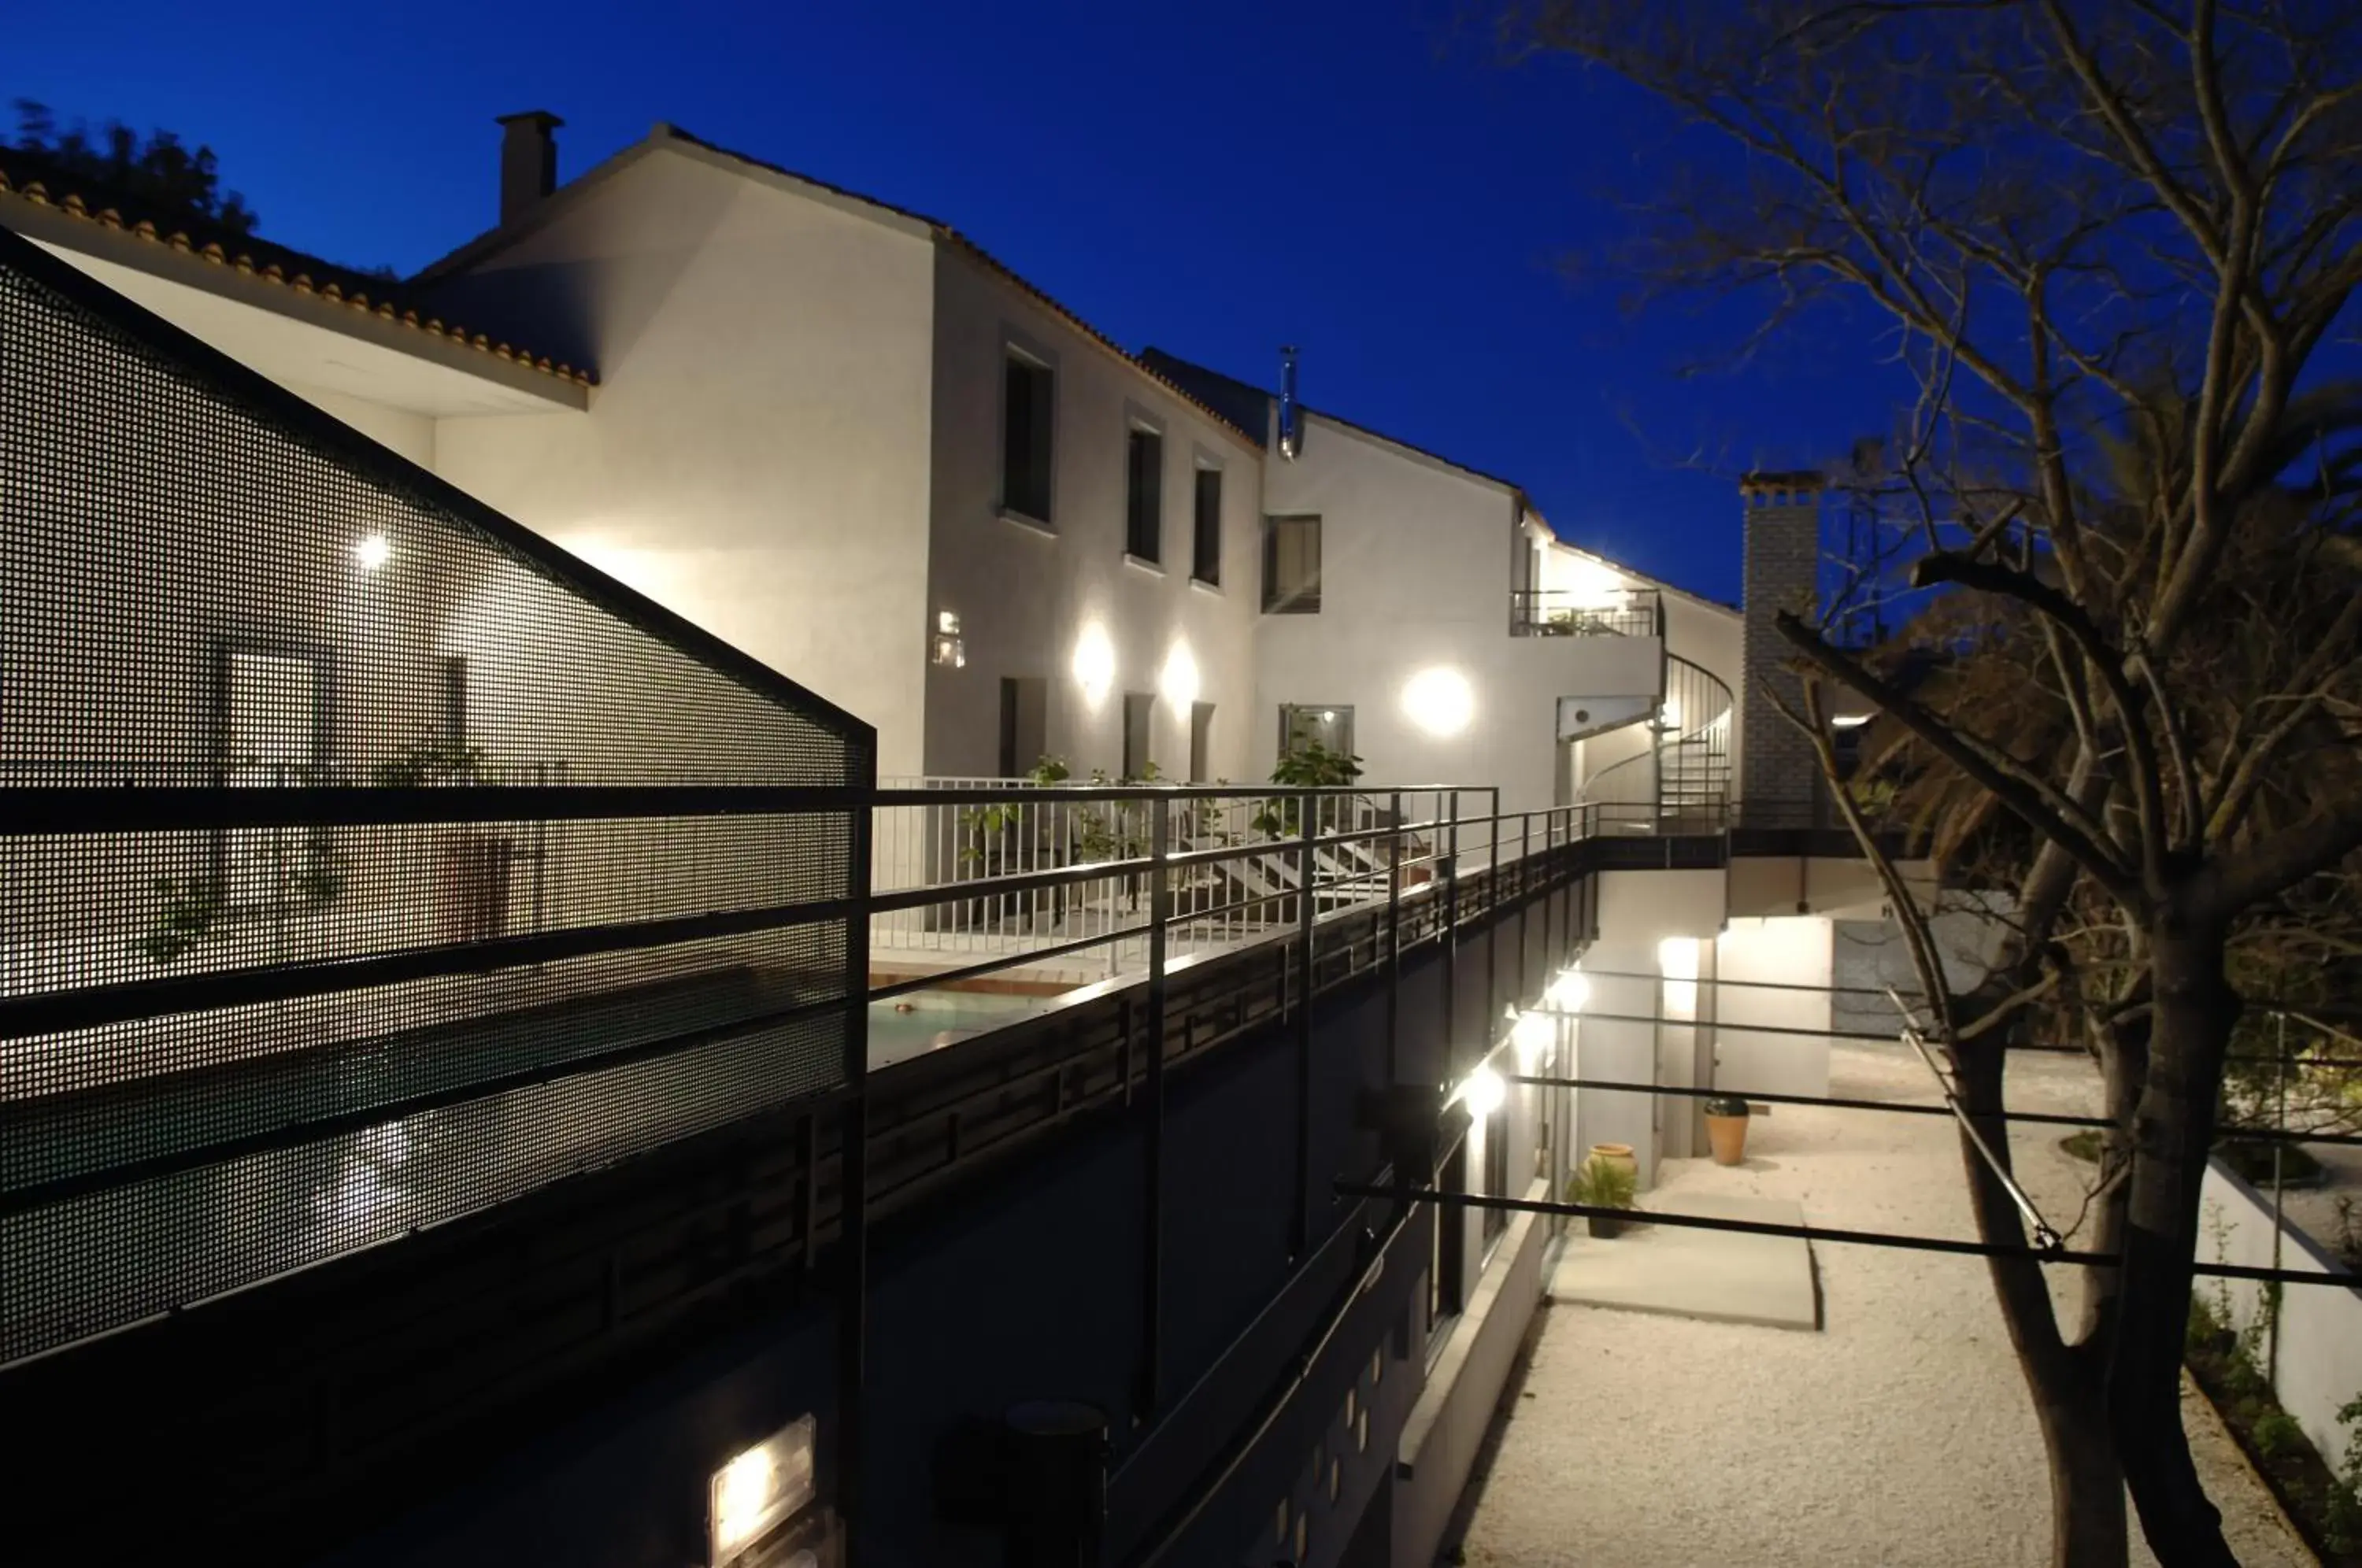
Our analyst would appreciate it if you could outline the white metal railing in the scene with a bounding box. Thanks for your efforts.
[871,779,1486,977]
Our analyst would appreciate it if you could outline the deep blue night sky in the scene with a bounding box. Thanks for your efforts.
[10,0,1904,605]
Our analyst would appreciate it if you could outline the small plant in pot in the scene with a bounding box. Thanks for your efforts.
[1569,1152,1638,1238]
[1703,1094,1752,1166]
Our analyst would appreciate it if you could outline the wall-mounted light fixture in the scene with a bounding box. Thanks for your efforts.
[1542,966,1590,1013]
[1401,667,1474,738]
[932,609,965,669]
[1072,622,1115,708]
[1160,642,1200,711]
[352,532,391,571]
[709,1415,817,1566]
[1831,713,1871,730]
[1512,1009,1555,1071]
[1456,1063,1506,1119]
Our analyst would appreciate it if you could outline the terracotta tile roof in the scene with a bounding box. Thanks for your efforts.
[0,146,593,388]
[631,128,1260,446]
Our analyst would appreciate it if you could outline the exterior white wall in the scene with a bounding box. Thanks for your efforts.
[1714,915,1834,1099]
[288,382,435,469]
[2199,1160,2362,1463]
[921,250,1261,782]
[1253,416,1564,812]
[426,147,939,778]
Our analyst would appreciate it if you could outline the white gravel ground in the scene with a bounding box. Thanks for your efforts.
[1452,1044,2314,1568]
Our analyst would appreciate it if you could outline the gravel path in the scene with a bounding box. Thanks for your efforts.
[1453,1044,2313,1567]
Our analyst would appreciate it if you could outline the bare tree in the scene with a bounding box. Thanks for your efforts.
[1494,3,2362,1563]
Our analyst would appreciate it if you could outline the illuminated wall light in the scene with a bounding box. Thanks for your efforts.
[1543,967,1590,1013]
[1657,935,1700,1015]
[1401,667,1475,738]
[1457,1064,1506,1119]
[936,609,960,636]
[1560,555,1623,608]
[352,532,391,571]
[1072,623,1116,709]
[931,610,966,668]
[710,1415,817,1565]
[1512,1009,1554,1071]
[1831,712,1872,730]
[1160,642,1200,711]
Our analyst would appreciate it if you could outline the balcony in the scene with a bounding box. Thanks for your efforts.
[1510,586,1662,638]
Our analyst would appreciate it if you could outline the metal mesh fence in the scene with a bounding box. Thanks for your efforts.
[0,234,866,1365]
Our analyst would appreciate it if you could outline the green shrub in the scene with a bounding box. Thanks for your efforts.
[2251,1410,2304,1461]
[1569,1154,1636,1210]
[2060,1129,2104,1163]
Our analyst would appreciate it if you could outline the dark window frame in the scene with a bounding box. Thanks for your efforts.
[1124,421,1164,563]
[1191,462,1223,586]
[1001,349,1057,526]
[1262,513,1321,613]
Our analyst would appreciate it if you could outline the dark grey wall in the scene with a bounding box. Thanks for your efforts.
[318,877,1588,1568]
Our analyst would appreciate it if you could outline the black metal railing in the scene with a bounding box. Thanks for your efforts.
[1509,586,1663,638]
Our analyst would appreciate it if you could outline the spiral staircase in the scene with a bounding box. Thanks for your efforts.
[1577,652,1733,830]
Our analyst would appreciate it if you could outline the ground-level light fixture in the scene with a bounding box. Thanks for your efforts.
[1402,666,1475,738]
[709,1415,817,1566]
[352,532,391,571]
[1831,713,1872,730]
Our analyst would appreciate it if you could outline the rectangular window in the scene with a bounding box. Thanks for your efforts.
[1189,701,1216,783]
[1122,692,1155,781]
[1278,703,1353,761]
[1192,466,1222,585]
[1002,354,1055,523]
[1125,426,1163,561]
[1262,514,1321,612]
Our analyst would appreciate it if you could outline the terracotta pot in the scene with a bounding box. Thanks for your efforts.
[1588,1142,1638,1182]
[1705,1111,1750,1167]
[437,831,515,942]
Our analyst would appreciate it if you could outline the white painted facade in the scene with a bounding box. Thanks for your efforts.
[921,247,1262,783]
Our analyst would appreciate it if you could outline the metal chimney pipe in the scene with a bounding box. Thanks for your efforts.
[1277,345,1301,460]
[494,110,564,226]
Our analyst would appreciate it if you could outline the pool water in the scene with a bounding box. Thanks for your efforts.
[867,990,1055,1066]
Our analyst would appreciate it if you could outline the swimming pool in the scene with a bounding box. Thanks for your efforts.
[867,990,1057,1067]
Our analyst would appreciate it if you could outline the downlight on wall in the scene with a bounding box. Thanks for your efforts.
[1402,667,1475,738]
[1072,623,1116,709]
[1543,966,1590,1013]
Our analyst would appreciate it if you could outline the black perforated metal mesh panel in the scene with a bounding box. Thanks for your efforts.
[0,238,867,1365]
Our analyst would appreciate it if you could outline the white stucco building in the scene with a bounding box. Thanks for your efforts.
[1,110,1883,1177]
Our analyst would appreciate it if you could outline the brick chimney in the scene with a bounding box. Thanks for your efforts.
[1738,471,1828,826]
[494,111,564,226]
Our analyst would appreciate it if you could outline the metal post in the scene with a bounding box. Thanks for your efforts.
[839,785,874,1563]
[1385,790,1402,1085]
[1293,790,1317,1259]
[1138,797,1171,1420]
[2270,1011,2288,1384]
[1443,793,1461,1077]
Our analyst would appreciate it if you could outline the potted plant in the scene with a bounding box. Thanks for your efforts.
[372,738,509,942]
[1703,1094,1753,1166]
[1569,1152,1638,1238]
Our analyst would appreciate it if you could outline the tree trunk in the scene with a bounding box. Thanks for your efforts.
[2040,1359,2131,1568]
[2108,916,2241,1568]
[1953,1032,2129,1566]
